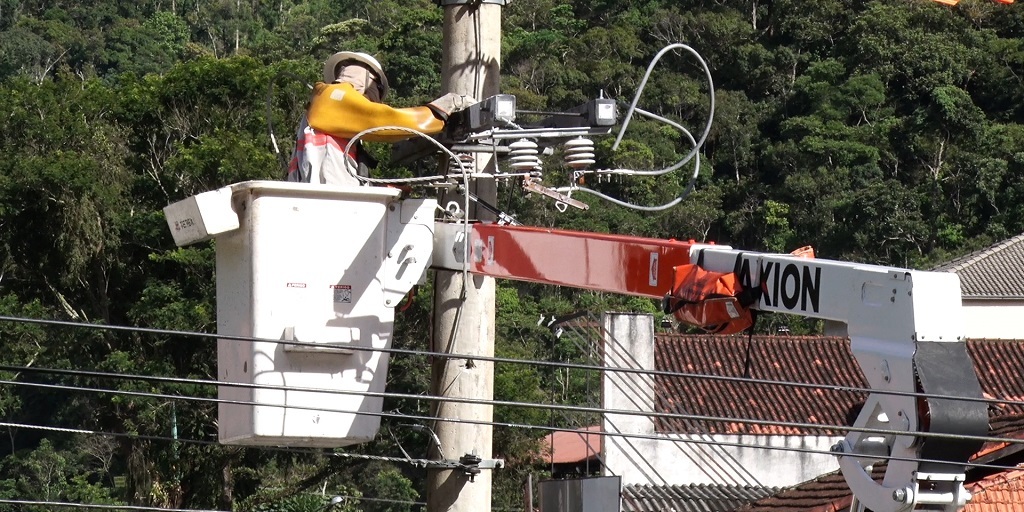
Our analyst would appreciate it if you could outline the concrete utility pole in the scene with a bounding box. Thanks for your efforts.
[427,2,505,512]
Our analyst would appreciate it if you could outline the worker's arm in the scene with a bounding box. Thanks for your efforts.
[306,82,445,143]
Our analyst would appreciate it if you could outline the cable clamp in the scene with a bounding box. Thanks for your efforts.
[420,453,504,482]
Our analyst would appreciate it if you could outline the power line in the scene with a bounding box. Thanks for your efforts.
[2,363,1015,446]
[0,426,500,509]
[0,421,429,467]
[2,377,1022,472]
[333,493,519,512]
[557,316,763,487]
[334,494,427,509]
[0,499,222,511]
[5,413,1024,480]
[3,314,1021,482]
[0,314,1019,410]
[0,424,481,512]
[557,319,728,486]
[0,496,499,512]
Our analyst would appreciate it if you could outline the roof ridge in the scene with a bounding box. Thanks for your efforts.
[656,334,849,342]
[970,464,1024,492]
[933,232,1024,272]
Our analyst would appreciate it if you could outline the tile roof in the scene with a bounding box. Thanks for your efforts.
[541,425,602,464]
[622,484,780,512]
[933,233,1024,298]
[975,412,1024,462]
[541,334,1024,512]
[734,466,882,512]
[655,336,1024,435]
[968,467,1024,511]
[655,335,866,435]
[737,464,1024,512]
[679,337,1024,512]
[967,340,1024,417]
[542,337,1024,461]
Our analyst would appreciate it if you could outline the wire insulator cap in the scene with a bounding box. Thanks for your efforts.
[509,139,542,172]
[564,137,596,170]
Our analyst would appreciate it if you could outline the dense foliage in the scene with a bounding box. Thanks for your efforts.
[1,0,1023,510]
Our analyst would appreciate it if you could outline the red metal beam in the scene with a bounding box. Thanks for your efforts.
[434,223,698,298]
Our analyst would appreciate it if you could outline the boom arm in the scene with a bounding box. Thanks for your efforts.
[434,221,988,512]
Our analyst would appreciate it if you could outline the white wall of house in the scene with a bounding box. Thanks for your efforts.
[963,300,1024,339]
[600,312,841,489]
[603,433,841,488]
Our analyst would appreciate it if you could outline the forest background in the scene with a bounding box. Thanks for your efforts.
[1,0,1023,510]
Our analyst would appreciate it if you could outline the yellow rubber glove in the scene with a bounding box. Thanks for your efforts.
[427,93,478,120]
[306,82,445,142]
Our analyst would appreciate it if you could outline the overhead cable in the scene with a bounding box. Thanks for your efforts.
[3,376,1023,468]
[0,314,1017,411]
[554,318,751,487]
[557,317,763,487]
[557,110,698,211]
[0,498,223,512]
[555,42,714,211]
[613,43,714,166]
[2,400,1022,477]
[0,421,429,467]
[3,363,1014,445]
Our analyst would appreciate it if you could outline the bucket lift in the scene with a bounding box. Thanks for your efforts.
[163,43,993,510]
[165,181,434,447]
[163,184,990,509]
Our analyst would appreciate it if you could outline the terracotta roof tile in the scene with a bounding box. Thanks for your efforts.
[655,335,866,435]
[540,335,1024,475]
[656,336,1024,435]
[735,466,879,512]
[539,425,602,464]
[933,233,1024,298]
[977,421,1024,460]
[968,340,1024,416]
[972,467,1024,498]
[739,464,1024,512]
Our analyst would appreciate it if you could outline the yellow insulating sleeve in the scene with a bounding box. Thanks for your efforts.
[306,82,445,142]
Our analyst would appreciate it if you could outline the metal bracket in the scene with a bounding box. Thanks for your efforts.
[424,453,505,482]
[522,177,589,210]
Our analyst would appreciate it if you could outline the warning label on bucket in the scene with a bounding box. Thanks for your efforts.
[331,284,352,303]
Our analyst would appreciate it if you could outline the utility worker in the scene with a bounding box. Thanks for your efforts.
[287,51,473,186]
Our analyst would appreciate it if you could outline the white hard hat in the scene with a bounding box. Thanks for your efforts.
[323,51,390,99]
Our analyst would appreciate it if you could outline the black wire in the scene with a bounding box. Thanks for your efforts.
[336,495,425,507]
[0,364,844,437]
[1,314,1018,411]
[0,402,504,510]
[2,315,1020,471]
[4,362,1016,446]
[0,493,524,512]
[2,376,1023,471]
[0,499,222,511]
[559,318,762,487]
[0,420,431,467]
